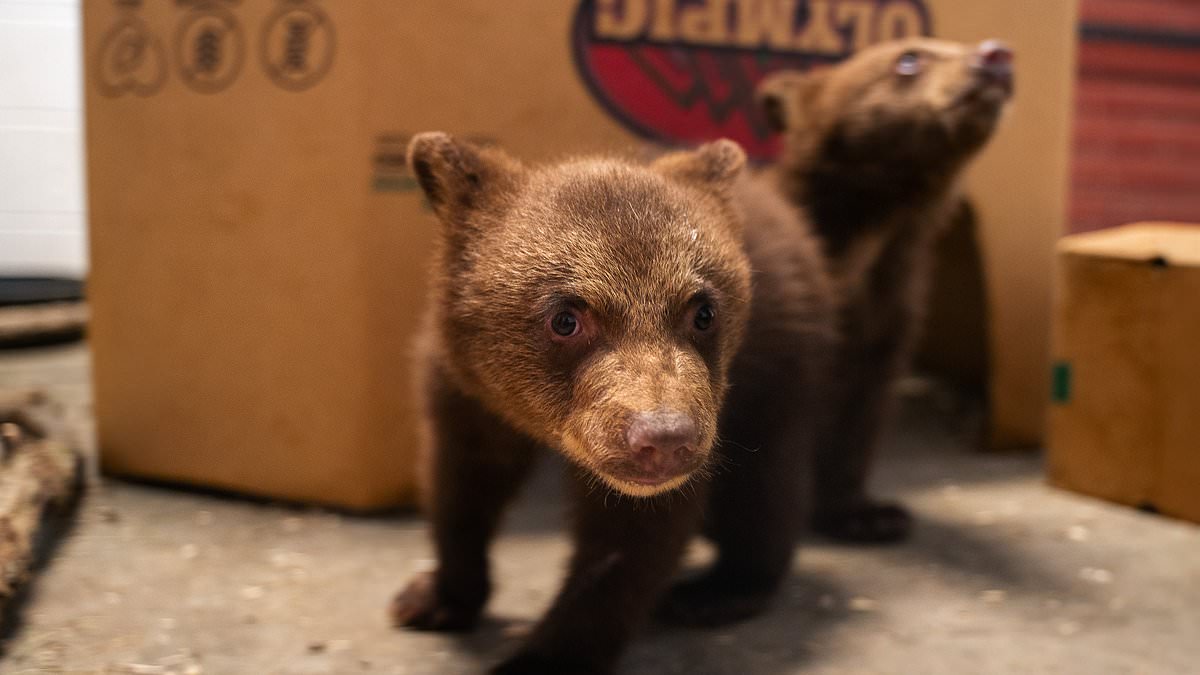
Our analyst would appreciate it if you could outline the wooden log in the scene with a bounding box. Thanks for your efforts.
[0,396,84,604]
[0,302,88,349]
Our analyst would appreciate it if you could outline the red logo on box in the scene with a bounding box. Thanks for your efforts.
[572,0,932,160]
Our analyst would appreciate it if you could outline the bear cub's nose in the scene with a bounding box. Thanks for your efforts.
[625,411,699,481]
[974,40,1014,90]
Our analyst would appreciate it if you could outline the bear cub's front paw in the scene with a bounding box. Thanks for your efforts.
[656,573,774,627]
[814,500,912,544]
[389,570,482,632]
[491,651,606,675]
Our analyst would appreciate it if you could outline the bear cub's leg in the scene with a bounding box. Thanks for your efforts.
[391,369,540,631]
[658,387,814,626]
[493,472,705,674]
[812,335,913,544]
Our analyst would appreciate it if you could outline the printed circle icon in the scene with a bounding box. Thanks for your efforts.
[95,17,168,97]
[260,2,336,92]
[176,6,246,94]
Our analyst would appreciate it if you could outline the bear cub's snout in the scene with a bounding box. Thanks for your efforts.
[971,39,1014,96]
[614,409,702,487]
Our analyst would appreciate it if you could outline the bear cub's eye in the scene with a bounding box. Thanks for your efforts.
[895,51,924,77]
[550,310,581,338]
[693,304,716,331]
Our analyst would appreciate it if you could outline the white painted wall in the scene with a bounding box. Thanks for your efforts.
[0,0,85,276]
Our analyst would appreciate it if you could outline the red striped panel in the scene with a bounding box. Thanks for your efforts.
[1077,42,1200,84]
[1073,190,1200,216]
[1082,0,1200,32]
[1076,78,1200,122]
[1075,118,1200,157]
[1070,0,1200,233]
[1074,155,1200,192]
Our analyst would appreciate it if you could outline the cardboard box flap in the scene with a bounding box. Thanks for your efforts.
[1050,221,1200,524]
[1059,223,1200,267]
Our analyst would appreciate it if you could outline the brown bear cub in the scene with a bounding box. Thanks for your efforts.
[757,38,1014,542]
[389,133,834,673]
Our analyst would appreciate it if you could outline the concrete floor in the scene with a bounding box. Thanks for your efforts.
[0,344,1197,675]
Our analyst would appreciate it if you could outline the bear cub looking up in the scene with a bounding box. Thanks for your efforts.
[758,38,1014,543]
[390,133,835,674]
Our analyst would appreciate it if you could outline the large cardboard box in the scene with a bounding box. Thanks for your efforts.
[85,0,1076,509]
[1047,223,1200,523]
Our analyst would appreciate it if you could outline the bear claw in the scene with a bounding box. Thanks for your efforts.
[814,501,912,544]
[389,571,480,632]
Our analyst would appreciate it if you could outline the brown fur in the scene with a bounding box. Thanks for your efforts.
[390,133,835,673]
[757,38,1012,541]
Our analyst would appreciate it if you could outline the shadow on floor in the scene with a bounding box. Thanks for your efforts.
[895,514,1078,595]
[439,571,860,675]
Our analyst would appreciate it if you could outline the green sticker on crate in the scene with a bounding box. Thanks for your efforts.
[1051,361,1072,403]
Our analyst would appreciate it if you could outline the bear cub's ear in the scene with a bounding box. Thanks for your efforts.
[756,70,825,133]
[653,139,747,193]
[407,132,523,221]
